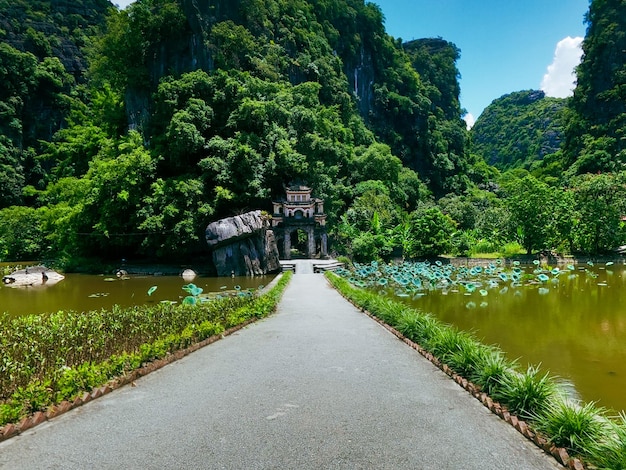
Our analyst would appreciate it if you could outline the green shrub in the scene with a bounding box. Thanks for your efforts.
[534,399,609,457]
[471,239,498,255]
[470,350,517,396]
[588,412,626,470]
[395,311,441,346]
[446,342,496,379]
[492,365,556,420]
[500,241,524,257]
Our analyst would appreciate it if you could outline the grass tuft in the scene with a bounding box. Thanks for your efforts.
[534,399,609,457]
[492,365,556,421]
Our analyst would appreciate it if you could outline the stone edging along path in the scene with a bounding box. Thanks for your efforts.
[347,300,587,470]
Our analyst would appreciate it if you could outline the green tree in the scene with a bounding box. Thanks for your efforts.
[0,206,45,260]
[504,175,565,254]
[406,206,456,258]
[78,132,157,257]
[571,172,626,254]
[138,177,214,258]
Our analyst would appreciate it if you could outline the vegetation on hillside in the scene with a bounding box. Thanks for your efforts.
[563,0,626,174]
[470,90,568,172]
[0,0,625,264]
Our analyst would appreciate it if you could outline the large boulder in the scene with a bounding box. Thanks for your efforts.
[206,211,281,276]
[2,266,64,287]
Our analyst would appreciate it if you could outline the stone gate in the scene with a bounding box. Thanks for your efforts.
[271,184,328,260]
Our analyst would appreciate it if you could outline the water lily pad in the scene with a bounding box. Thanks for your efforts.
[537,274,550,282]
[88,292,109,298]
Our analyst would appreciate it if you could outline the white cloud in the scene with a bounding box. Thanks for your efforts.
[541,36,583,98]
[463,113,475,130]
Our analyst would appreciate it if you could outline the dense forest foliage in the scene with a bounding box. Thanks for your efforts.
[564,0,626,174]
[0,0,625,266]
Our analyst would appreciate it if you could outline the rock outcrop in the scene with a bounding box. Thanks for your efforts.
[2,266,65,287]
[206,211,281,276]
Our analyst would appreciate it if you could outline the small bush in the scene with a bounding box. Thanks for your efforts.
[534,399,609,457]
[471,239,498,255]
[470,350,517,396]
[492,365,556,420]
[588,412,626,469]
[446,342,497,379]
[500,241,524,257]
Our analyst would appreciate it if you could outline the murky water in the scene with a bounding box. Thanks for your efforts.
[397,264,626,413]
[0,264,274,317]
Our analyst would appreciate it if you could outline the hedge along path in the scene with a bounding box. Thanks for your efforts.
[324,272,587,470]
[0,271,291,442]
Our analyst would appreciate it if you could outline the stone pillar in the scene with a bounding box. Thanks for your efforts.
[284,228,292,260]
[321,232,328,258]
[307,226,316,258]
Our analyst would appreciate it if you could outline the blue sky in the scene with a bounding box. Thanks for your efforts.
[113,0,589,125]
[374,0,589,125]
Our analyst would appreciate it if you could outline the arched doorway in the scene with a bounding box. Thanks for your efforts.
[289,228,308,258]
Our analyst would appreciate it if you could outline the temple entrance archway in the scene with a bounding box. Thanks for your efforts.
[271,184,328,260]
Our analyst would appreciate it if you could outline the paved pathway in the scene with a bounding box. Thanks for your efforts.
[0,273,561,469]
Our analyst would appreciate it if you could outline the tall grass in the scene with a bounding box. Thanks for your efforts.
[469,350,516,397]
[589,412,626,469]
[325,271,626,467]
[491,365,557,421]
[534,399,609,457]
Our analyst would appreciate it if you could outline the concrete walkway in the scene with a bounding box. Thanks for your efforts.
[0,274,561,469]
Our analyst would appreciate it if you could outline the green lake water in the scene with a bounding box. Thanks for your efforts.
[0,266,274,317]
[391,263,626,413]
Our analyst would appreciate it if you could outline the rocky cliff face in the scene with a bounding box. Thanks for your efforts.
[125,0,378,127]
[206,211,281,277]
[345,44,376,117]
[0,0,111,81]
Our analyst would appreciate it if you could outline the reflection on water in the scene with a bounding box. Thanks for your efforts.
[395,263,626,413]
[1,267,274,318]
